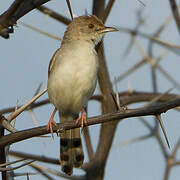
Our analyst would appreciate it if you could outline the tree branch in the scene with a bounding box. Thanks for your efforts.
[37,5,71,26]
[0,0,50,38]
[169,0,180,34]
[0,97,179,156]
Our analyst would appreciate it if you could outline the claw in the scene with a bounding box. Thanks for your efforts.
[47,108,57,138]
[75,108,87,128]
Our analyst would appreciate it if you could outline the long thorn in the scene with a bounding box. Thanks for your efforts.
[156,114,170,149]
[66,0,73,20]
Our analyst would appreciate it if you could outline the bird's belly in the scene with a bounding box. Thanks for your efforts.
[48,55,98,114]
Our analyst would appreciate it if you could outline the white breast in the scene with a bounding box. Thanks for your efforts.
[48,41,99,114]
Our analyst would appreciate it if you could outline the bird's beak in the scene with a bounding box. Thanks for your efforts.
[97,26,118,34]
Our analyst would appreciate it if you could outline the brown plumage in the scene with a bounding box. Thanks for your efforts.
[47,15,117,175]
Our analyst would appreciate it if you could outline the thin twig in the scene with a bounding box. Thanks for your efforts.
[172,138,180,158]
[0,160,34,172]
[0,123,6,179]
[169,0,180,34]
[9,151,59,165]
[29,163,54,180]
[20,22,62,41]
[13,172,38,177]
[114,50,167,84]
[137,0,146,7]
[117,26,180,55]
[29,162,83,180]
[1,91,180,115]
[113,134,151,147]
[37,5,71,25]
[0,115,17,133]
[135,40,180,91]
[0,158,27,167]
[83,127,94,160]
[7,89,47,122]
[103,0,115,22]
[144,88,173,108]
[66,0,74,20]
[138,117,153,130]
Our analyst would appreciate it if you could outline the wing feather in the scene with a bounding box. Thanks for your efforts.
[48,49,59,77]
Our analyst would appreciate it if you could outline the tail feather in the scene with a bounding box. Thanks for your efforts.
[59,113,84,175]
[72,128,84,167]
[59,129,73,175]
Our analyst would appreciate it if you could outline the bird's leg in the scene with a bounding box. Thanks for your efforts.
[47,108,57,137]
[75,108,87,128]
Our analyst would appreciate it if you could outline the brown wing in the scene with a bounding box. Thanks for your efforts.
[48,49,59,77]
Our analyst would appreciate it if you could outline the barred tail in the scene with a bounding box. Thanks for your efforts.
[59,113,84,175]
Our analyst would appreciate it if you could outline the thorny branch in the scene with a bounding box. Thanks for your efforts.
[1,91,179,115]
[1,0,180,179]
[0,0,50,38]
[1,97,180,151]
[169,0,180,34]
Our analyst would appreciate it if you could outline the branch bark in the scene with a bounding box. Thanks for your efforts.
[84,1,119,179]
[1,91,179,115]
[37,5,71,25]
[0,126,6,180]
[1,95,179,176]
[1,97,180,146]
[169,0,180,34]
[0,0,50,38]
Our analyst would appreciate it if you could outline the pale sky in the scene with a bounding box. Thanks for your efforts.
[0,0,180,180]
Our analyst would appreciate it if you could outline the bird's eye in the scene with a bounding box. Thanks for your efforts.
[88,23,94,29]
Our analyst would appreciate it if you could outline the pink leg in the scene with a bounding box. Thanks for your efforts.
[47,108,57,137]
[75,108,87,128]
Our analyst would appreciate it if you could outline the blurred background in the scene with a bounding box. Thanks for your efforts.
[0,0,180,179]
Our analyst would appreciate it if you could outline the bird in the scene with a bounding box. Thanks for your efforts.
[47,15,117,175]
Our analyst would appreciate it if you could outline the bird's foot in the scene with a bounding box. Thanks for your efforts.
[47,108,57,138]
[75,108,87,128]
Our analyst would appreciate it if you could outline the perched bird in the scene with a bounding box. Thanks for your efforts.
[47,15,117,175]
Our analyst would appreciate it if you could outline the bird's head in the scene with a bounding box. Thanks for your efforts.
[63,15,117,45]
